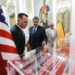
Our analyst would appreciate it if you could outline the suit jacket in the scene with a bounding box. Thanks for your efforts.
[10,25,25,57]
[46,28,58,42]
[28,25,48,49]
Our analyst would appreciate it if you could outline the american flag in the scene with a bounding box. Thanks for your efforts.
[0,5,20,68]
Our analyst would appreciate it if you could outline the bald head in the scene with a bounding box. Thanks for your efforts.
[49,23,54,29]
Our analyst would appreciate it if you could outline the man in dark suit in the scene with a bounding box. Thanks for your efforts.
[10,13,28,58]
[28,16,48,50]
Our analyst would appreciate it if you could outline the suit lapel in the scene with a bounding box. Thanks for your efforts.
[35,26,39,33]
[15,25,25,37]
[32,26,39,34]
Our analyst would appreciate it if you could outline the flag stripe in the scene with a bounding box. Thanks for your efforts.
[0,29,13,40]
[0,22,10,33]
[0,44,17,53]
[0,5,19,69]
[1,52,20,60]
[0,37,15,47]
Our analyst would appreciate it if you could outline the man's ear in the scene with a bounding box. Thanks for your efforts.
[17,19,20,25]
[17,19,20,22]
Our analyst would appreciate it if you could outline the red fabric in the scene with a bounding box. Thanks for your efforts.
[58,48,70,57]
[56,60,66,75]
[0,5,19,74]
[0,67,7,75]
[0,44,18,53]
[42,5,46,13]
[0,53,7,67]
[0,29,13,40]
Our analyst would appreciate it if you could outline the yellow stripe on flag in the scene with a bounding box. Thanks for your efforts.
[57,16,65,48]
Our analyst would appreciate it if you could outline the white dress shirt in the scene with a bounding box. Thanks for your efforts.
[51,29,54,36]
[33,26,38,32]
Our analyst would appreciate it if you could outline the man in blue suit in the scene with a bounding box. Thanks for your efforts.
[10,13,28,58]
[28,16,48,51]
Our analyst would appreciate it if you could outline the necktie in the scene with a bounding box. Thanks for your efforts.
[34,27,37,33]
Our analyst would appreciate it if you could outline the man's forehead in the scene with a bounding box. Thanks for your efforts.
[34,19,38,21]
[50,23,54,26]
[22,16,27,18]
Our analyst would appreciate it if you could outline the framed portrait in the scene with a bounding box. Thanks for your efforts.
[35,0,52,29]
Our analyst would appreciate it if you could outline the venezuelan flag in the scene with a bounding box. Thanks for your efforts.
[57,16,65,48]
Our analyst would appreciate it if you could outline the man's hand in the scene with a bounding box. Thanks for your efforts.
[42,41,46,46]
[50,42,54,48]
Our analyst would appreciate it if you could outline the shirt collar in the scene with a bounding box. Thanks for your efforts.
[16,25,25,32]
[34,26,38,29]
[50,28,54,30]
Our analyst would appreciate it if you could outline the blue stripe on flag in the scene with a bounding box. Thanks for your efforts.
[0,5,8,26]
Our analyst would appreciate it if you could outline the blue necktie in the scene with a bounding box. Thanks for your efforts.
[34,27,36,33]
